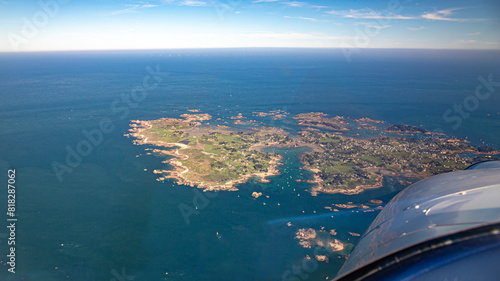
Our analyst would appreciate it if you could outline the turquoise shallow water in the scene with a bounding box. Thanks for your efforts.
[0,49,499,280]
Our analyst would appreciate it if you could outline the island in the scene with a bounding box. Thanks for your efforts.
[354,117,385,131]
[252,109,289,120]
[127,113,291,191]
[127,111,499,194]
[293,112,350,131]
[384,124,443,135]
[295,227,349,262]
[297,130,498,195]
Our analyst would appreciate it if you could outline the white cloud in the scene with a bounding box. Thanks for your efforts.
[369,24,391,29]
[253,0,325,9]
[281,1,307,8]
[111,4,159,15]
[112,5,141,15]
[456,39,478,44]
[326,9,416,20]
[180,0,206,6]
[422,8,462,21]
[421,7,486,22]
[243,32,355,41]
[466,32,480,36]
[408,26,425,31]
[252,0,280,3]
[355,22,391,29]
[162,0,207,6]
[284,15,319,22]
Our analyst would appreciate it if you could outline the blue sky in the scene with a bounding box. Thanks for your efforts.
[1,0,499,52]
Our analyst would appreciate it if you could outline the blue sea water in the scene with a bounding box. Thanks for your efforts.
[0,48,499,281]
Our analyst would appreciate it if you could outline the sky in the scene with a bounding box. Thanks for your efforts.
[1,0,500,52]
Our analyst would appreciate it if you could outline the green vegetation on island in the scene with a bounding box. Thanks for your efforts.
[128,111,499,194]
[299,131,486,195]
[293,112,350,131]
[385,124,436,135]
[128,113,291,191]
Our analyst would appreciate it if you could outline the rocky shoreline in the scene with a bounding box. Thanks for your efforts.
[128,119,284,191]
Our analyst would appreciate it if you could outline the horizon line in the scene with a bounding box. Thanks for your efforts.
[1,46,500,54]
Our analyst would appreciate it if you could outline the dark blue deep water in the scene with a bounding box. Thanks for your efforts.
[0,48,499,280]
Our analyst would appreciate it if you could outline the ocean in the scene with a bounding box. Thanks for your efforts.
[0,48,499,280]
